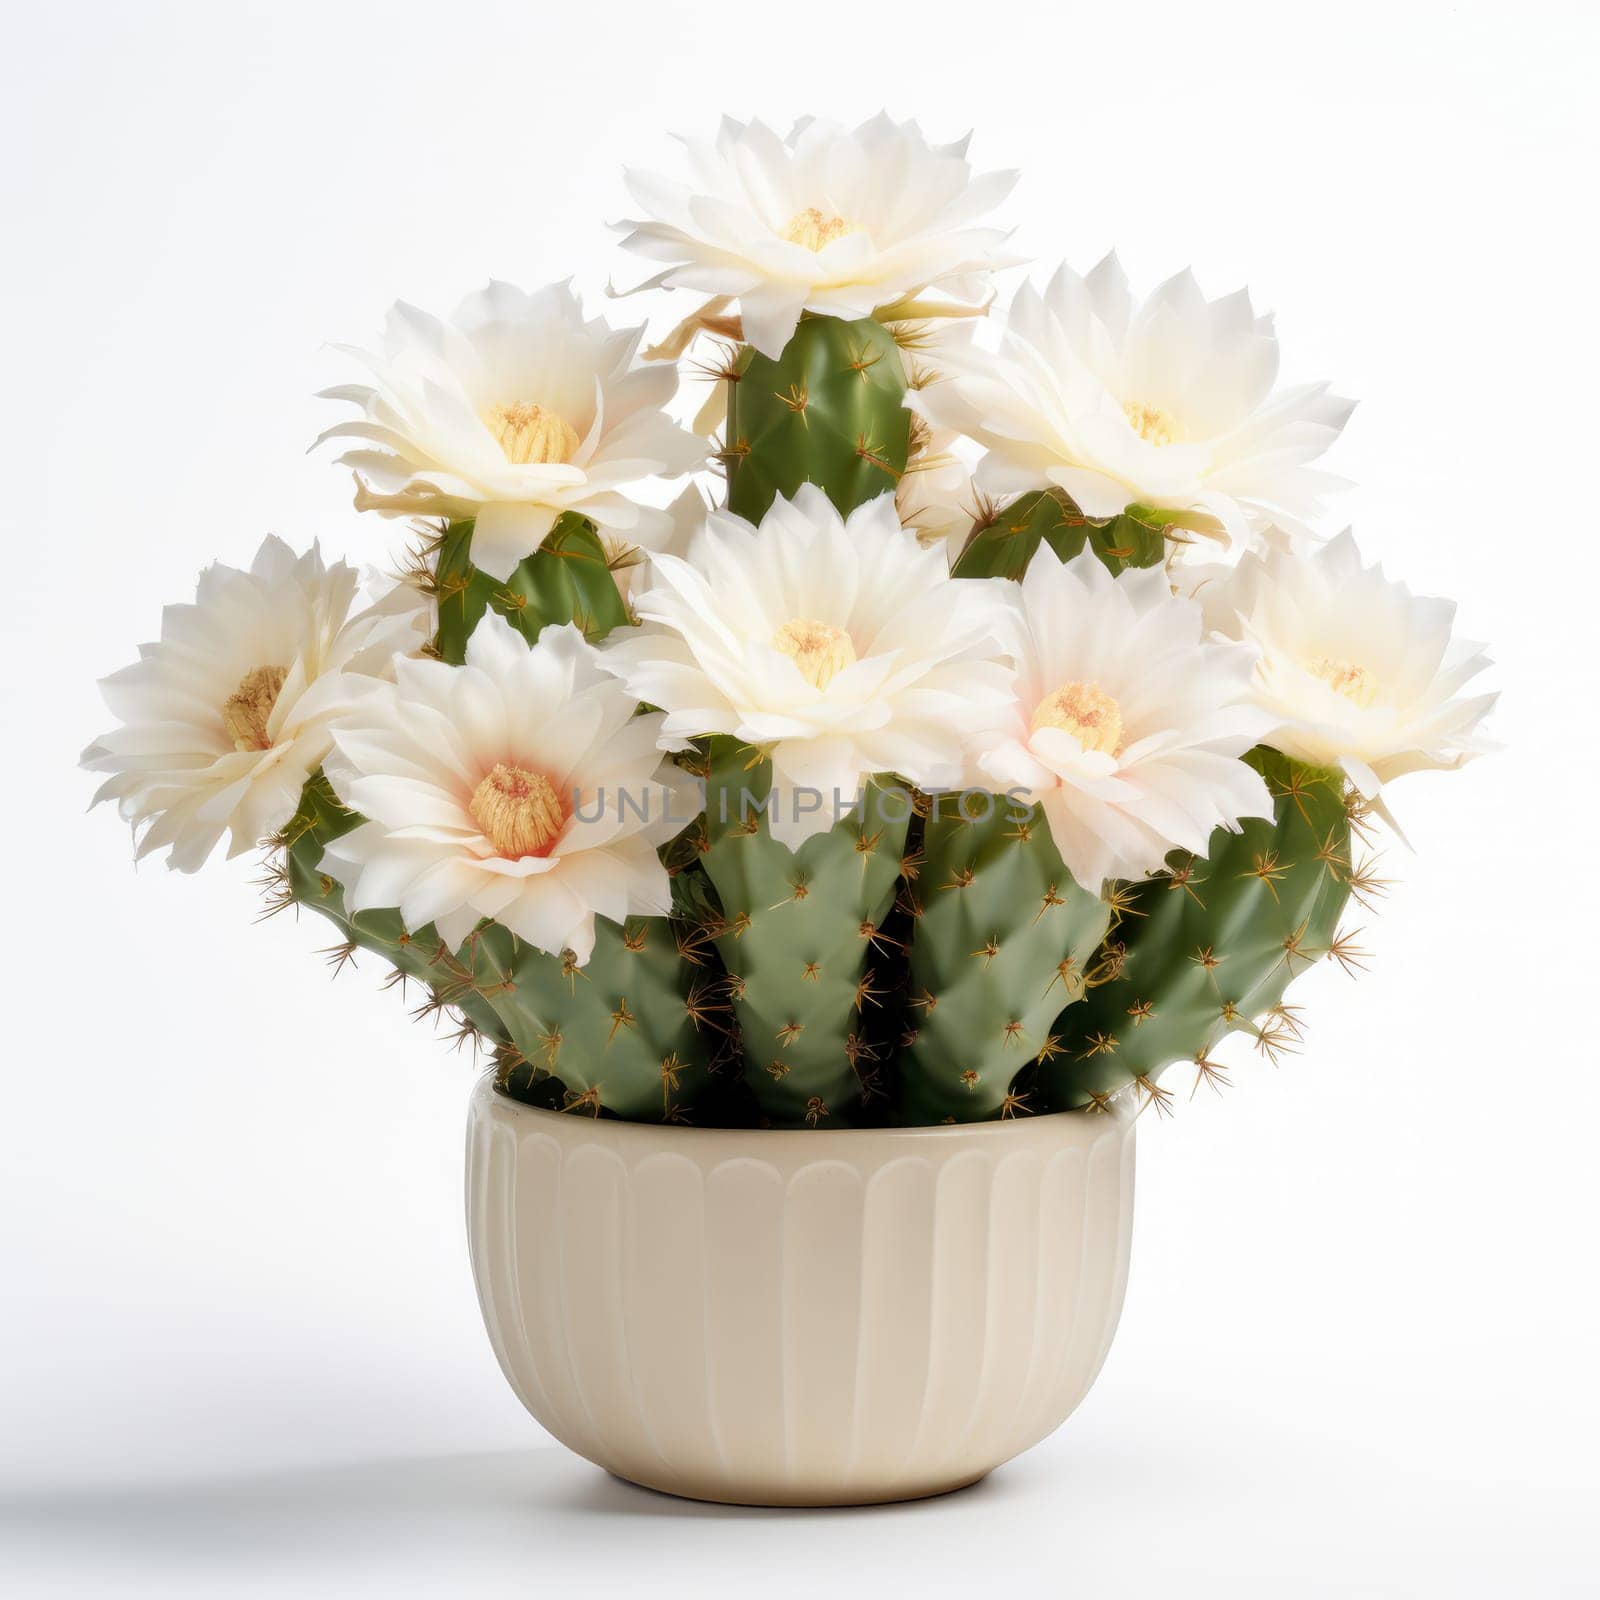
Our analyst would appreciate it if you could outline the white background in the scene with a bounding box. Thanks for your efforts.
[3,1,1595,1594]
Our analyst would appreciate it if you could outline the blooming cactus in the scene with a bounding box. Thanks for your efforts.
[86,115,1494,1128]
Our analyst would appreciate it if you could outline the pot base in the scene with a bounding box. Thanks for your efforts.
[604,1465,992,1509]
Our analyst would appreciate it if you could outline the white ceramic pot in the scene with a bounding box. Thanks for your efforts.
[464,1076,1136,1506]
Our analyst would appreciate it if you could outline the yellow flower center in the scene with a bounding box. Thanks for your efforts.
[771,617,857,689]
[483,402,580,466]
[470,763,567,858]
[222,664,288,752]
[1306,655,1380,709]
[1123,400,1184,448]
[781,207,858,252]
[1032,680,1125,757]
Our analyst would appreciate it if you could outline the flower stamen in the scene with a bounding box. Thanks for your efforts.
[483,402,580,466]
[1032,680,1125,757]
[781,208,858,252]
[222,665,288,752]
[1306,655,1380,708]
[471,763,567,857]
[1123,400,1184,448]
[771,617,857,689]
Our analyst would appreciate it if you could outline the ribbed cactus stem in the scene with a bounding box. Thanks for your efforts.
[430,512,627,665]
[723,315,911,522]
[695,738,911,1126]
[895,795,1111,1124]
[1035,748,1355,1111]
[475,907,725,1123]
[951,488,1172,580]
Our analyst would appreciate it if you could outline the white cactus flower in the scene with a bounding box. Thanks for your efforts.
[319,613,695,964]
[974,546,1275,888]
[82,537,428,872]
[617,113,1019,359]
[912,254,1354,554]
[601,485,1015,848]
[1195,530,1496,795]
[316,280,705,582]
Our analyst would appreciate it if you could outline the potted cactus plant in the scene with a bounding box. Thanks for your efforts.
[83,114,1493,1507]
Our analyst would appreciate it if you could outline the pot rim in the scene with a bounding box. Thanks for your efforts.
[472,1072,1135,1145]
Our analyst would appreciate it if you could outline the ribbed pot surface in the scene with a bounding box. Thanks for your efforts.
[465,1078,1136,1506]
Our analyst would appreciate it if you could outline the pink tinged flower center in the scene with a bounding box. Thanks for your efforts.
[1032,680,1125,757]
[483,402,580,467]
[771,617,857,689]
[222,664,288,752]
[470,763,567,858]
[1306,655,1380,709]
[781,207,858,252]
[1123,400,1184,448]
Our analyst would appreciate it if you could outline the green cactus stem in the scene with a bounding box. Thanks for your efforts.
[692,737,912,1126]
[950,488,1172,580]
[473,901,726,1124]
[895,794,1111,1124]
[722,315,911,523]
[490,1050,570,1112]
[1035,748,1356,1112]
[430,512,627,665]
